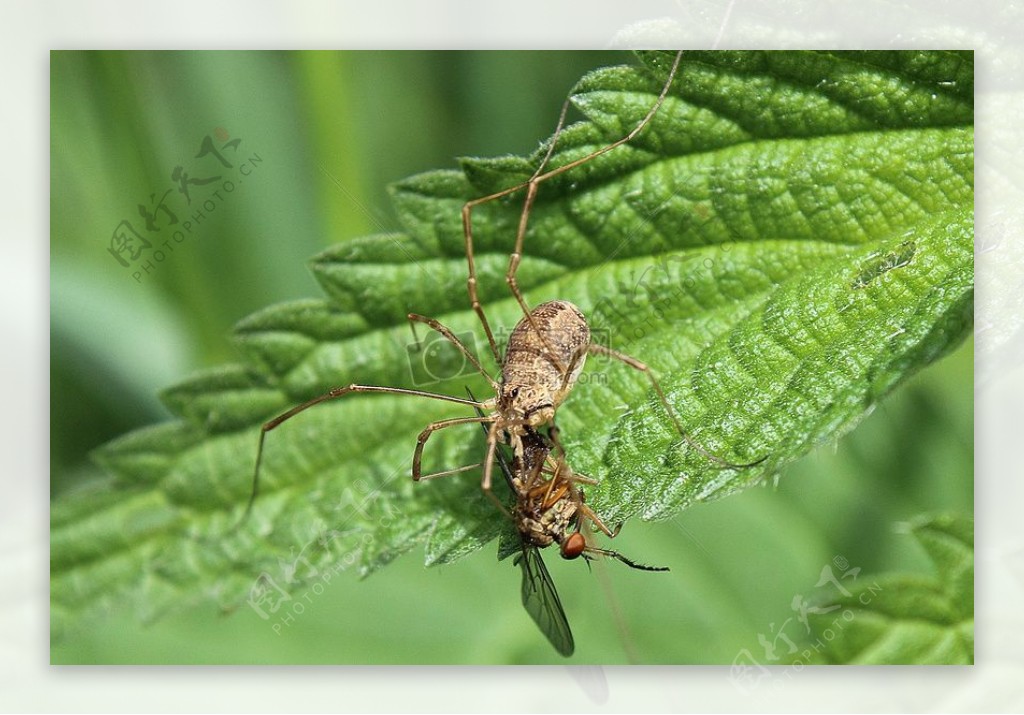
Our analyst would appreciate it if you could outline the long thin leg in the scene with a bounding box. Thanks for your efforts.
[504,51,686,367]
[583,546,670,573]
[571,503,667,571]
[462,51,684,370]
[469,387,518,519]
[413,416,494,481]
[458,100,572,368]
[407,313,499,390]
[479,419,547,517]
[561,513,668,571]
[440,395,523,519]
[577,502,617,539]
[481,420,501,498]
[479,416,535,495]
[560,469,599,487]
[587,343,765,469]
[416,461,484,481]
[530,479,569,508]
[532,50,683,185]
[461,196,505,367]
[537,425,599,496]
[245,384,491,524]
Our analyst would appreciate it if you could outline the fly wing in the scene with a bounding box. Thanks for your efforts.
[516,544,575,657]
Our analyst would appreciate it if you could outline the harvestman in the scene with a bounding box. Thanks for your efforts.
[247,50,762,520]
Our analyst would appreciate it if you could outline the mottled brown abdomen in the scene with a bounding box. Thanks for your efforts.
[501,300,590,420]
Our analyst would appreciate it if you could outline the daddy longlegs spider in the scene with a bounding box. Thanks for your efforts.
[246,50,763,524]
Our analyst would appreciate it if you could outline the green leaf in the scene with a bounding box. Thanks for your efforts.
[53,51,973,639]
[790,514,973,664]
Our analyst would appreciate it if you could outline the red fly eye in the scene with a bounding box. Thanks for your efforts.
[561,532,586,560]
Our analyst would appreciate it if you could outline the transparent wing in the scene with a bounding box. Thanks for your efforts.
[516,544,575,657]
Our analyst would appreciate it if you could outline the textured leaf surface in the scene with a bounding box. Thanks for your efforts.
[52,51,974,639]
[791,514,973,664]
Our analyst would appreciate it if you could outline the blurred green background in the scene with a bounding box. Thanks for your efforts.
[50,51,972,664]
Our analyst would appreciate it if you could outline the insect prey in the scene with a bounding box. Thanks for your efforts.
[476,395,665,658]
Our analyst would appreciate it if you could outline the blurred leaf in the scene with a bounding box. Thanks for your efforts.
[791,513,973,664]
[53,51,973,651]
